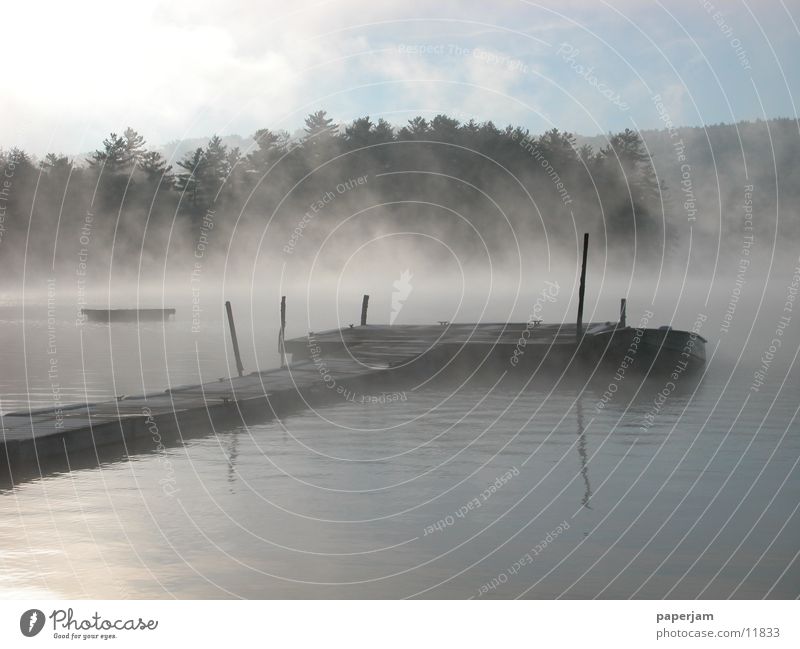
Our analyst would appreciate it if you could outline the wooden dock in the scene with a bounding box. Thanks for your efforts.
[290,321,587,368]
[1,236,705,476]
[81,308,176,322]
[1,318,705,476]
[0,319,595,472]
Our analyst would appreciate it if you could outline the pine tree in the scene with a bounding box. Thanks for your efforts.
[88,133,127,173]
[430,114,460,142]
[175,147,206,210]
[139,151,173,186]
[203,135,230,192]
[304,110,337,140]
[398,116,429,140]
[303,110,340,166]
[121,127,147,169]
[372,118,394,144]
[344,116,373,148]
[247,128,283,172]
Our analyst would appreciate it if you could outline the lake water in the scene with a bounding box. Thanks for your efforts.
[1,304,799,599]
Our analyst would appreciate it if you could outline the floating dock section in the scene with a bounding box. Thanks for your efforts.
[0,356,396,470]
[1,234,705,474]
[1,319,704,472]
[81,308,176,322]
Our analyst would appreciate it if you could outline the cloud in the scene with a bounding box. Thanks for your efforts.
[2,0,796,155]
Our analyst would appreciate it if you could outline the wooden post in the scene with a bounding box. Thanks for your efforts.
[279,296,287,368]
[576,232,589,340]
[619,298,627,328]
[360,294,369,326]
[225,300,244,377]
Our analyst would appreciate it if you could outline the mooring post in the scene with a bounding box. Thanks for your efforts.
[360,294,369,326]
[225,300,244,377]
[576,232,589,340]
[279,296,287,368]
[619,298,627,328]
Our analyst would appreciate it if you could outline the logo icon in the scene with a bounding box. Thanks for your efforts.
[20,609,45,637]
[390,269,413,325]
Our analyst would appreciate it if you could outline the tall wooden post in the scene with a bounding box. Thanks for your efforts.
[279,296,287,368]
[576,233,589,340]
[619,298,627,328]
[225,300,244,377]
[360,294,369,326]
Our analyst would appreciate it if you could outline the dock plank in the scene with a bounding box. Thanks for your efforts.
[0,355,395,460]
[0,321,624,468]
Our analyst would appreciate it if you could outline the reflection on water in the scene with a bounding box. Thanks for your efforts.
[1,309,799,599]
[575,394,592,510]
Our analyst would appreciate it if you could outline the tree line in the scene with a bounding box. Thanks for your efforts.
[1,109,741,279]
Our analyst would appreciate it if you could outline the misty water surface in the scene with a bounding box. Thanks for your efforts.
[1,288,798,598]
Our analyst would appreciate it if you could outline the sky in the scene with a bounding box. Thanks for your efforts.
[3,0,799,156]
